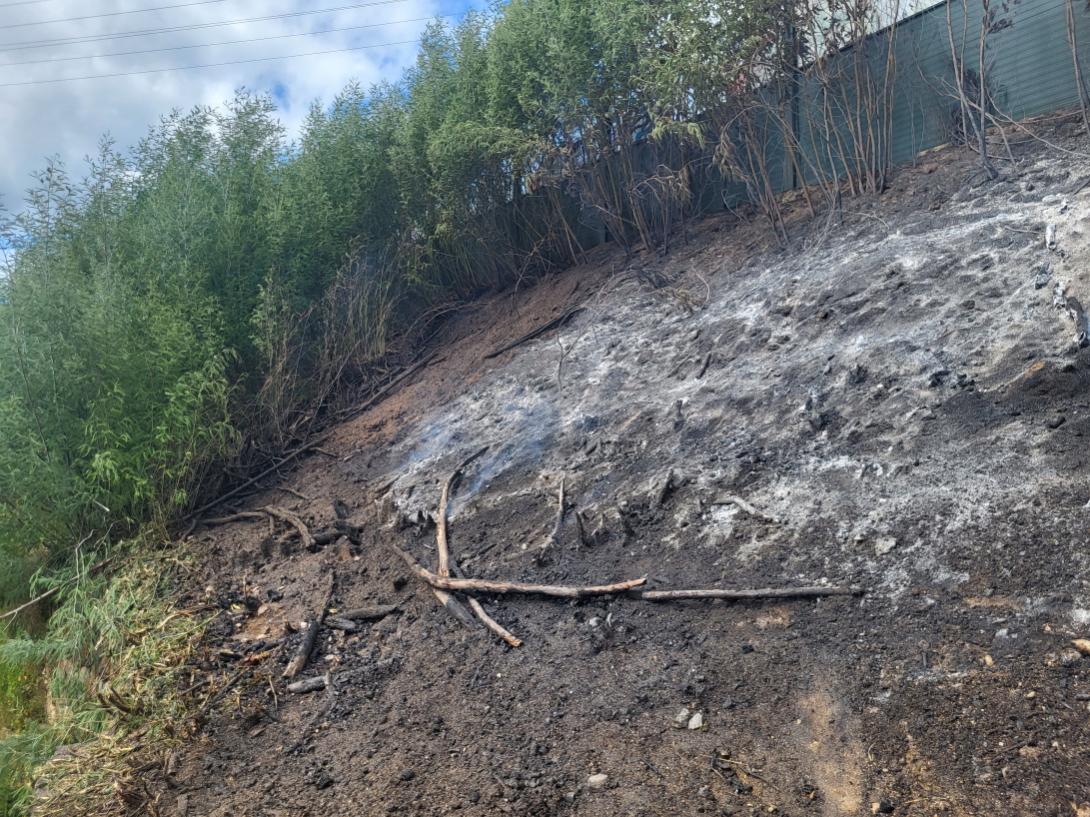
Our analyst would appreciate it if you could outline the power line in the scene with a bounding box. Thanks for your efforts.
[0,15,445,67]
[0,0,229,32]
[0,38,421,87]
[0,0,413,52]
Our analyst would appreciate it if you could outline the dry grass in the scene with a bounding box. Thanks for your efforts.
[9,546,209,817]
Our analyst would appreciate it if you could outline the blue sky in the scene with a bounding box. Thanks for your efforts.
[0,0,483,211]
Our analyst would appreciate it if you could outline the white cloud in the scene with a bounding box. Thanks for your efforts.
[0,0,457,209]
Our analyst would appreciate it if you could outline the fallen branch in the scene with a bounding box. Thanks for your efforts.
[283,571,335,679]
[435,447,490,577]
[634,586,862,601]
[451,560,522,648]
[275,485,313,502]
[183,439,328,524]
[203,511,266,526]
[203,505,325,551]
[336,352,438,422]
[434,448,519,644]
[389,544,646,598]
[324,617,359,633]
[484,307,584,360]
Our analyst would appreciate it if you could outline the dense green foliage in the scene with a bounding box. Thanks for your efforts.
[0,549,204,816]
[0,1,786,607]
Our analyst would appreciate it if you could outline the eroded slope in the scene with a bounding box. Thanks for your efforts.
[165,134,1090,817]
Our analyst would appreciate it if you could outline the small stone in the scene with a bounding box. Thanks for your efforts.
[871,800,894,815]
[399,769,416,782]
[874,536,897,556]
[587,773,608,790]
[673,707,691,728]
[983,654,995,667]
[1047,415,1067,430]
[688,711,704,730]
[1072,638,1090,655]
[1025,690,1036,699]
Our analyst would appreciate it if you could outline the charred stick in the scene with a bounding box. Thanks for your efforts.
[430,586,482,631]
[484,307,584,360]
[286,675,329,694]
[696,351,713,379]
[282,571,335,679]
[324,617,359,633]
[194,666,251,719]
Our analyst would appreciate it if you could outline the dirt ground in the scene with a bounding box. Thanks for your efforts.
[159,124,1090,817]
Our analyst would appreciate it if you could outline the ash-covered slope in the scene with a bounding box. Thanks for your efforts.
[165,134,1090,817]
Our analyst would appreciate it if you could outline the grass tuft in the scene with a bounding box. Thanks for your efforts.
[0,540,207,816]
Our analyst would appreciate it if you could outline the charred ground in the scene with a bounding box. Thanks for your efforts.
[158,128,1090,817]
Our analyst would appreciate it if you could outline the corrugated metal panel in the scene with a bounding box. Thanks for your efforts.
[537,0,1089,246]
[792,0,1087,190]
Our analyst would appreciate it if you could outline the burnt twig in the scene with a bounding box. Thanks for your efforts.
[484,307,584,360]
[634,586,863,601]
[282,571,335,679]
[389,544,645,598]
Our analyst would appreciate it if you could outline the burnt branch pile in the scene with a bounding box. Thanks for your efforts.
[392,455,862,648]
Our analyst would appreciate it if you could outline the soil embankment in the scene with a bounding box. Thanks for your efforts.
[161,132,1090,817]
